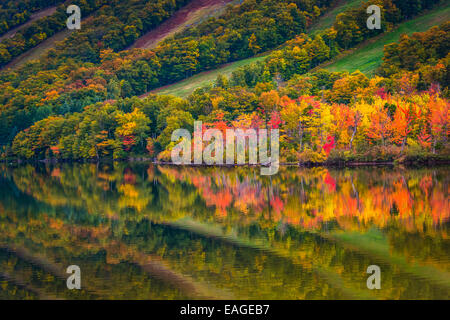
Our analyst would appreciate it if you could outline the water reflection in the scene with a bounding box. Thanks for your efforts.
[0,163,448,299]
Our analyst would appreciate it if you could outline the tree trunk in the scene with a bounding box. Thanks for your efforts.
[401,136,407,153]
[432,137,437,154]
[298,122,303,152]
[349,125,357,150]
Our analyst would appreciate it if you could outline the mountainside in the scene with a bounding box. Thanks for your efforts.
[150,0,365,98]
[156,0,450,97]
[130,0,235,50]
[0,5,58,42]
[0,0,448,164]
[323,2,450,74]
[4,0,236,70]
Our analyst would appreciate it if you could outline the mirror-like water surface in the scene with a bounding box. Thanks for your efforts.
[0,163,449,299]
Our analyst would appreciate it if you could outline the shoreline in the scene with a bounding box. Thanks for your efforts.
[2,158,449,168]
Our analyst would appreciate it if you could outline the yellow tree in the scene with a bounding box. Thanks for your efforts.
[366,105,392,146]
[259,90,280,128]
[279,96,306,151]
[248,33,261,55]
[115,108,151,152]
[429,96,449,153]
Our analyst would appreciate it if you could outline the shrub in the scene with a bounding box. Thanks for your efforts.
[297,147,326,163]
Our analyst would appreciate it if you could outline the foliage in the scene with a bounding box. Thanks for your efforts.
[0,0,66,35]
[0,0,448,164]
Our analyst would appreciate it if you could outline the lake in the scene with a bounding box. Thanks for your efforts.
[0,163,448,299]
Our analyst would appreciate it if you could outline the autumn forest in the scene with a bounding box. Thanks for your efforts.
[0,0,447,163]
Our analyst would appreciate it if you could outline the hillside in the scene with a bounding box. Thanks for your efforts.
[147,54,266,97]
[2,16,93,70]
[131,0,235,50]
[1,0,448,164]
[4,0,235,70]
[150,0,353,98]
[323,2,450,74]
[0,0,327,149]
[0,0,193,70]
[309,0,364,33]
[153,0,449,98]
[0,5,58,42]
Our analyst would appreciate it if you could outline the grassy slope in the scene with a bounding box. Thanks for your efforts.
[309,0,364,33]
[148,55,267,97]
[0,5,58,42]
[323,3,450,74]
[3,30,70,70]
[153,0,365,97]
[2,16,93,70]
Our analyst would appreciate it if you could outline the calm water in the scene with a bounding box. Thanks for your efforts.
[0,163,448,300]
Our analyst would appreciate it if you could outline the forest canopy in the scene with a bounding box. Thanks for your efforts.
[0,0,448,164]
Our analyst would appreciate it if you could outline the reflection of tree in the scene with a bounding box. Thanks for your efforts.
[159,166,449,237]
[0,164,449,299]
